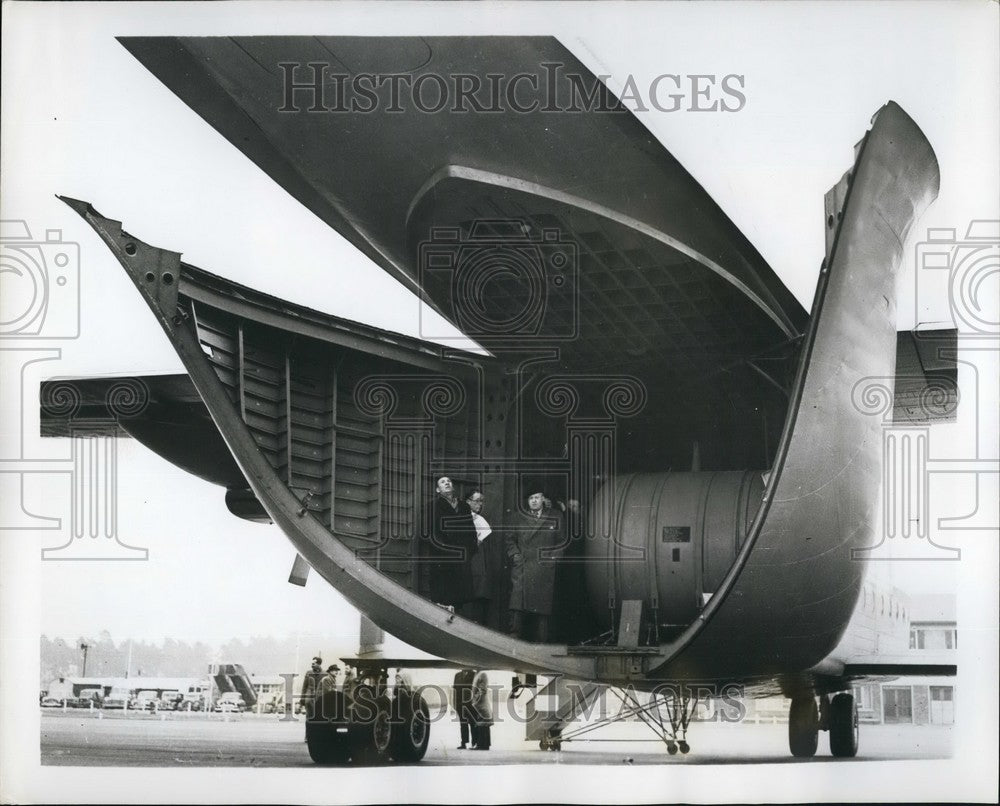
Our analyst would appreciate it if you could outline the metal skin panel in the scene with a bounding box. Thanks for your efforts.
[647,102,940,680]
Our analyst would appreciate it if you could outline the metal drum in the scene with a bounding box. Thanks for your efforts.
[584,471,765,633]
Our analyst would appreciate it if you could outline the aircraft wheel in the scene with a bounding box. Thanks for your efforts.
[678,741,690,755]
[829,693,859,758]
[306,691,350,765]
[349,687,393,765]
[788,696,819,758]
[389,691,431,762]
[666,741,678,755]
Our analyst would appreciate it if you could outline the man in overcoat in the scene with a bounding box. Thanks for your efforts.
[425,476,478,612]
[506,490,566,642]
[451,667,477,749]
[470,669,493,750]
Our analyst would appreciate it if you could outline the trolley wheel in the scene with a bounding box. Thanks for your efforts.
[666,741,678,755]
[389,691,431,762]
[678,741,690,755]
[829,693,859,758]
[788,696,819,758]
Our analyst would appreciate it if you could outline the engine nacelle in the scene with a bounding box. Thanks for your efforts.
[584,471,764,635]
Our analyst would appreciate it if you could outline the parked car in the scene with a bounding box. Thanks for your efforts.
[69,697,96,709]
[40,697,62,708]
[129,691,159,711]
[159,692,183,711]
[214,692,246,712]
[102,695,128,709]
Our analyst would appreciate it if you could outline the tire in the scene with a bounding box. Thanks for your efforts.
[829,693,859,758]
[349,687,393,765]
[389,691,431,763]
[788,696,819,758]
[306,720,351,764]
[306,690,351,765]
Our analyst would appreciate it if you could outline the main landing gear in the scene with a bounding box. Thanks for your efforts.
[788,692,859,758]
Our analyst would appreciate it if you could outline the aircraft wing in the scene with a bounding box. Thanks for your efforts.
[839,655,957,679]
[40,325,956,474]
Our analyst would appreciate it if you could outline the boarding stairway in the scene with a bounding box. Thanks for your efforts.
[209,663,258,707]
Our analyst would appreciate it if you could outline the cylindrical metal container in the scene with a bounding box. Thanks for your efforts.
[584,471,764,633]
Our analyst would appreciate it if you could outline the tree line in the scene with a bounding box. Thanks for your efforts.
[40,632,351,686]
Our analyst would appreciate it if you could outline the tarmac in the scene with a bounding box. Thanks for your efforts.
[40,707,953,767]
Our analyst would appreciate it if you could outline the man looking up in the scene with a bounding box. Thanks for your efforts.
[426,476,477,615]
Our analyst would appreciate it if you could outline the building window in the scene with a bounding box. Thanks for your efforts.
[911,626,958,650]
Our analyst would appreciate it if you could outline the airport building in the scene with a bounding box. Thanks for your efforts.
[858,594,956,726]
[42,663,259,711]
[743,593,956,726]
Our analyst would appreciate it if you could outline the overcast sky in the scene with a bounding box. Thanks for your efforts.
[2,1,996,653]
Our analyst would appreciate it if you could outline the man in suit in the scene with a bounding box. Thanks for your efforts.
[465,489,493,626]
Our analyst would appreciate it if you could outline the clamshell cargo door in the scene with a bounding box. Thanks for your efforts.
[60,198,601,679]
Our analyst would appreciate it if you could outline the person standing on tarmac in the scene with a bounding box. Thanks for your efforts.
[300,656,324,713]
[318,664,340,696]
[452,668,477,749]
[470,670,493,750]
